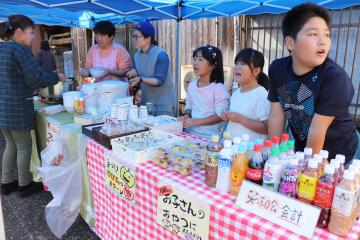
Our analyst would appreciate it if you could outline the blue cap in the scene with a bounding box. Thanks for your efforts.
[134,20,155,38]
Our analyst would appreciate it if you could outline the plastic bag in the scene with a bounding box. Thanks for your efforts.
[41,130,72,167]
[38,160,82,238]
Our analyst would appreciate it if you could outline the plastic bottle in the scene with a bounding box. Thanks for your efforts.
[247,141,255,163]
[216,140,232,193]
[222,131,231,143]
[335,154,345,179]
[263,148,282,191]
[281,133,289,145]
[73,96,79,115]
[299,147,312,173]
[242,134,250,150]
[246,144,264,185]
[230,143,248,196]
[348,164,360,222]
[279,157,300,198]
[314,164,336,228]
[205,135,223,188]
[313,154,324,177]
[271,136,280,151]
[331,159,341,183]
[279,143,288,170]
[78,97,85,115]
[262,140,272,163]
[297,159,319,204]
[328,170,357,237]
[232,137,241,160]
[255,138,263,145]
[287,140,295,156]
[319,150,329,176]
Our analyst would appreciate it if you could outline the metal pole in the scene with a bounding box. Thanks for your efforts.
[175,1,182,117]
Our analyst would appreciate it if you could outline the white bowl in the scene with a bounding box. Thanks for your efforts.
[90,68,107,78]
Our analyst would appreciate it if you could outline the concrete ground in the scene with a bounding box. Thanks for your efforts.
[0,132,99,240]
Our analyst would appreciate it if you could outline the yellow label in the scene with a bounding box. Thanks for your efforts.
[231,172,245,186]
[298,174,318,200]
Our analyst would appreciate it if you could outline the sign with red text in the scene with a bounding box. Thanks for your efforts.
[105,153,136,205]
[235,180,321,239]
[157,181,210,240]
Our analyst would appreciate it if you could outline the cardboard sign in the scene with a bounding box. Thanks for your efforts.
[105,153,136,205]
[46,118,61,145]
[236,180,321,239]
[157,181,210,240]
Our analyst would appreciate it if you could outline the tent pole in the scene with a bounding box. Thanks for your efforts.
[175,1,182,117]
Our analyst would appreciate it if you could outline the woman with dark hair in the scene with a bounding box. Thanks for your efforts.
[37,40,57,71]
[127,20,176,116]
[0,14,66,197]
[81,20,132,82]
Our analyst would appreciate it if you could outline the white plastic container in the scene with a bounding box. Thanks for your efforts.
[97,80,129,107]
[81,83,98,112]
[63,91,81,113]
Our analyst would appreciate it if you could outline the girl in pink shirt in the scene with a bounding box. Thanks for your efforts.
[183,45,230,140]
[81,21,132,82]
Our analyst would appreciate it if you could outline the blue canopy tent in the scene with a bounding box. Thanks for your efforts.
[1,0,360,113]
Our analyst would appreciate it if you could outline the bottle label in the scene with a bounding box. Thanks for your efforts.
[297,174,317,200]
[206,152,219,167]
[314,181,335,209]
[231,172,245,186]
[246,168,263,181]
[332,188,356,216]
[263,164,282,184]
[279,169,299,197]
[218,157,231,168]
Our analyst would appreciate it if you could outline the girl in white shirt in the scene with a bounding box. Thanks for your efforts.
[182,45,230,140]
[221,48,270,141]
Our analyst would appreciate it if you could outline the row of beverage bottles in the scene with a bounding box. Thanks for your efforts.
[204,133,360,237]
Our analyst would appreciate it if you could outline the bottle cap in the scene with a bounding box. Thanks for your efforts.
[313,154,323,163]
[289,157,299,166]
[254,144,262,152]
[271,148,280,157]
[255,138,263,145]
[349,164,360,174]
[296,151,305,160]
[343,170,355,180]
[223,131,231,139]
[324,164,335,175]
[248,142,254,150]
[352,159,360,167]
[233,137,241,145]
[330,159,340,169]
[271,136,280,145]
[335,154,345,164]
[264,140,272,148]
[79,97,84,101]
[242,134,250,142]
[224,140,232,148]
[308,159,318,169]
[211,135,219,143]
[279,143,287,153]
[304,147,313,156]
[319,150,329,159]
[238,144,247,153]
[281,133,289,142]
[287,140,295,149]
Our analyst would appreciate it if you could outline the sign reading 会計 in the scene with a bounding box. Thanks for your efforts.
[235,180,321,239]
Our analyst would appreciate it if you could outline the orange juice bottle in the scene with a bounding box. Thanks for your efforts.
[230,142,248,196]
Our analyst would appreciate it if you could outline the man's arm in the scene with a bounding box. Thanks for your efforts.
[268,102,285,138]
[306,113,334,155]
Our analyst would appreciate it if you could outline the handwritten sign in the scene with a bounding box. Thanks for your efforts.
[46,118,60,145]
[236,180,321,239]
[105,154,136,205]
[157,181,210,240]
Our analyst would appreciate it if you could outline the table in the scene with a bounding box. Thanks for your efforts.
[86,133,360,240]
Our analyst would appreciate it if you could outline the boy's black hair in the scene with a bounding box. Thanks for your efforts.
[282,3,331,40]
[234,48,269,90]
[93,21,115,38]
[193,45,224,84]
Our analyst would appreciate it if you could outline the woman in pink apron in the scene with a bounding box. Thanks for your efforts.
[81,21,132,82]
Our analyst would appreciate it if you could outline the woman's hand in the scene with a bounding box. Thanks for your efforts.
[129,77,142,86]
[220,111,228,121]
[126,69,138,79]
[227,112,241,122]
[57,73,67,82]
[183,118,195,128]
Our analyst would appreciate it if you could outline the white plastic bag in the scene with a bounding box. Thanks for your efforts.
[41,130,72,167]
[38,160,82,238]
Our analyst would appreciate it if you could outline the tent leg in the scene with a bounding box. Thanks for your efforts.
[175,20,181,117]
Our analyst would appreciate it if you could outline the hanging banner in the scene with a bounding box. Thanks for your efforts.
[157,181,210,240]
[236,180,321,239]
[105,153,136,205]
[46,118,61,145]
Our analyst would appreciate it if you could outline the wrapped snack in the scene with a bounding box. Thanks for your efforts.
[174,164,192,176]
